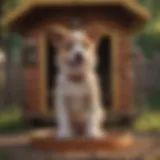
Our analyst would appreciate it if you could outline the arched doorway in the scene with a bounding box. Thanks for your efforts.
[97,36,112,109]
[46,39,58,110]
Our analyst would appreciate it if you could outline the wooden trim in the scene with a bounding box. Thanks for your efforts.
[31,130,133,152]
[99,26,119,110]
[122,0,150,20]
[39,32,48,114]
[37,0,120,6]
[39,23,119,115]
[97,29,119,110]
[112,31,119,110]
[3,0,33,25]
[85,23,119,110]
[3,0,150,26]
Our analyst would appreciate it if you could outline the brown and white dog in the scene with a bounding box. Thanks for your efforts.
[49,26,105,138]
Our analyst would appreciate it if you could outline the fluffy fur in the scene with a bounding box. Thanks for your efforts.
[50,26,105,138]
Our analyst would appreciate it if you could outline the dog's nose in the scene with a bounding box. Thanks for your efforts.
[75,52,83,63]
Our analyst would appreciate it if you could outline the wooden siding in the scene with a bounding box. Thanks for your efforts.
[23,32,42,114]
[118,32,133,111]
[22,11,134,116]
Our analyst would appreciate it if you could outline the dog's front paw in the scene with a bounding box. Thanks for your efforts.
[86,129,105,138]
[56,129,73,139]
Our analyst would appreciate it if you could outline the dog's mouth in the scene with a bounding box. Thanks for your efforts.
[67,55,84,68]
[67,60,83,68]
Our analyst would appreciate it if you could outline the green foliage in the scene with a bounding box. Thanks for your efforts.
[148,91,160,107]
[136,0,160,58]
[137,0,160,104]
[136,32,160,58]
[134,109,160,132]
[0,107,24,133]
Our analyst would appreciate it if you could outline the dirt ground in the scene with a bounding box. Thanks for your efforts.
[0,131,159,160]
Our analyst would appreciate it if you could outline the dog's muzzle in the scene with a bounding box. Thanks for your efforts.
[74,52,84,64]
[67,52,84,67]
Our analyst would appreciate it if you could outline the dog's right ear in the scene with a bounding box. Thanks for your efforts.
[47,26,69,48]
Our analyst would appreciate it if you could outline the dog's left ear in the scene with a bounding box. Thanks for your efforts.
[47,25,69,48]
[85,24,106,43]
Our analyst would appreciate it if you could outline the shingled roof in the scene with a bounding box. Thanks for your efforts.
[3,0,150,30]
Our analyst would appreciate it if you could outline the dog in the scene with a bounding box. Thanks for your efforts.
[49,26,105,138]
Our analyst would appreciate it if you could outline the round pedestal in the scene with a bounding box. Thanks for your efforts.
[30,129,134,152]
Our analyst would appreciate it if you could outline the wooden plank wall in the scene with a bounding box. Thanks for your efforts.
[118,32,133,112]
[21,8,134,117]
[23,32,41,116]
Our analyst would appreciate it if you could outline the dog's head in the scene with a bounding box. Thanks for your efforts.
[48,26,97,77]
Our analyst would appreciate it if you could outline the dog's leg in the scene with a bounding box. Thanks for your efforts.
[55,90,73,138]
[85,75,105,138]
[86,99,105,138]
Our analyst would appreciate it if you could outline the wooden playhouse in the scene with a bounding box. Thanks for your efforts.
[3,0,149,124]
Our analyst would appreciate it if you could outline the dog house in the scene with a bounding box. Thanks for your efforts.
[4,0,149,123]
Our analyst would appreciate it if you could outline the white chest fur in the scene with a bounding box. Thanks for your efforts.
[64,80,90,109]
[55,73,104,137]
[57,74,91,119]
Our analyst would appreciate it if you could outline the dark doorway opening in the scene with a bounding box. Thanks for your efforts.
[96,36,112,109]
[46,39,58,110]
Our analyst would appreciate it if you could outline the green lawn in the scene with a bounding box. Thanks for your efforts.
[134,109,160,132]
[0,106,160,134]
[0,108,24,134]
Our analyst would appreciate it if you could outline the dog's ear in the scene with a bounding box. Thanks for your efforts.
[85,24,106,43]
[47,25,69,48]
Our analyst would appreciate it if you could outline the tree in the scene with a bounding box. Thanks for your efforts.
[136,0,160,58]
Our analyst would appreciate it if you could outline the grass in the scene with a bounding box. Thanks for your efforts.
[134,108,160,132]
[0,107,24,134]
[0,105,160,134]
